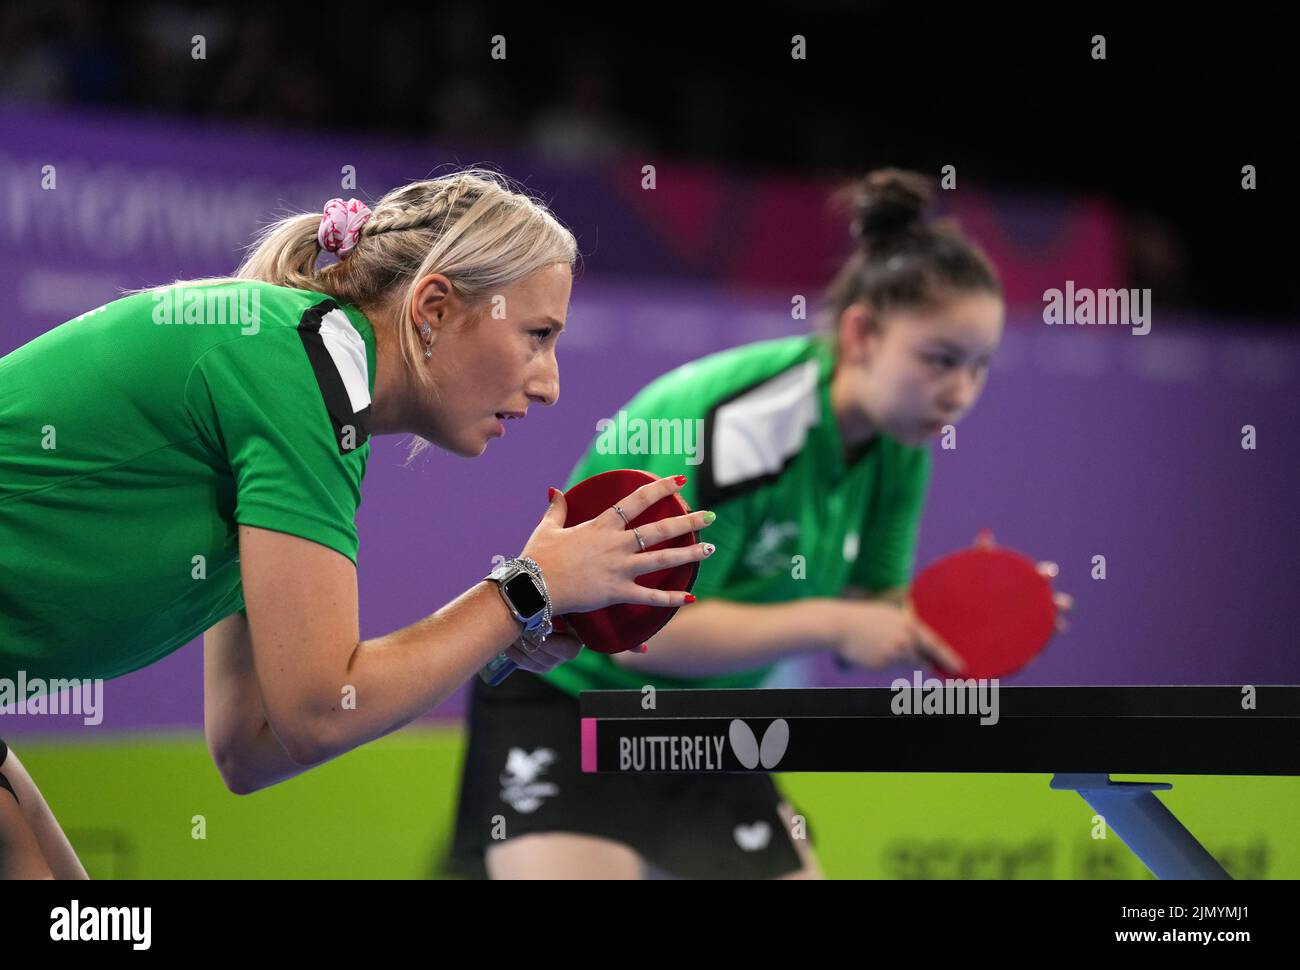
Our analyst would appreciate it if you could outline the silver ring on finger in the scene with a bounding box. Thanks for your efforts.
[632,527,647,552]
[612,504,630,526]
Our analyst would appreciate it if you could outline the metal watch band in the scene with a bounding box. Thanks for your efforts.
[485,557,553,641]
[514,556,553,640]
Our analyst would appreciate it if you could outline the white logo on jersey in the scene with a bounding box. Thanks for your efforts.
[843,531,860,562]
[500,747,560,814]
[734,821,773,852]
[743,520,801,573]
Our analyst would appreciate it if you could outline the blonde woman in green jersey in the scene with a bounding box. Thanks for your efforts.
[0,171,715,878]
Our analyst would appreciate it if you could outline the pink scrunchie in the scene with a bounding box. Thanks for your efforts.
[318,198,372,259]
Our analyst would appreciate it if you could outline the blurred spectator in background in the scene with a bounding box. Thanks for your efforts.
[531,54,645,164]
[0,4,67,105]
[55,0,125,104]
[1125,212,1191,309]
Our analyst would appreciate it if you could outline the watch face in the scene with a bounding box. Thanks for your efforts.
[503,573,546,617]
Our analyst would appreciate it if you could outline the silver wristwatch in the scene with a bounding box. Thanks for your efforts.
[485,557,553,643]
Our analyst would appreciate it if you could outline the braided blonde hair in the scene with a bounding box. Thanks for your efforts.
[235,169,577,385]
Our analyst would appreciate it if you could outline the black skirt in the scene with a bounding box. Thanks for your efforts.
[447,671,809,879]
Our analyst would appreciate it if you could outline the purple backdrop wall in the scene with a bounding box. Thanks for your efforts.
[2,110,1296,736]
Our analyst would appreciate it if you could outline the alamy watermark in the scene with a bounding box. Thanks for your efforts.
[1043,281,1151,335]
[890,670,999,725]
[152,285,261,335]
[50,901,150,950]
[0,671,104,726]
[594,410,705,465]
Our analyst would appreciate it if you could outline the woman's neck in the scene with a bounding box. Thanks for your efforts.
[365,306,415,436]
[829,363,878,459]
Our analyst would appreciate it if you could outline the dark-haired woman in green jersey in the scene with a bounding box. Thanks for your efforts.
[451,169,1073,880]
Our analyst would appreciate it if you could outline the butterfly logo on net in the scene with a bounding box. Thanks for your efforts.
[727,718,790,769]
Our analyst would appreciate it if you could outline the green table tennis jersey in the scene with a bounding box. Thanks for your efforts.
[0,280,376,682]
[542,333,931,696]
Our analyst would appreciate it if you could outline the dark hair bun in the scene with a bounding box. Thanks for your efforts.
[853,169,931,246]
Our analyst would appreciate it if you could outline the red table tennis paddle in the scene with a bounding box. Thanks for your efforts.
[909,544,1058,679]
[480,469,701,685]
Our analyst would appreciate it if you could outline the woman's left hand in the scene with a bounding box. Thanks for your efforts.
[973,531,1073,633]
[1034,560,1074,633]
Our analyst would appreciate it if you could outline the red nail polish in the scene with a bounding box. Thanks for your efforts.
[548,487,558,502]
[674,475,687,486]
[638,643,649,653]
[684,594,696,604]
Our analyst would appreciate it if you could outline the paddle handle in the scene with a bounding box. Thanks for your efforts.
[479,617,571,686]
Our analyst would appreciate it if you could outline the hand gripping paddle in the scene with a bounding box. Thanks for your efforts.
[480,469,701,685]
[909,544,1058,680]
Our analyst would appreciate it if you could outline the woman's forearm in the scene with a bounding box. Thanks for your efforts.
[204,614,311,794]
[237,526,527,771]
[295,581,521,764]
[207,582,522,791]
[611,598,839,678]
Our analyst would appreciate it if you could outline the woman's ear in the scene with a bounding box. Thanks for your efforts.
[838,303,877,365]
[410,273,454,331]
